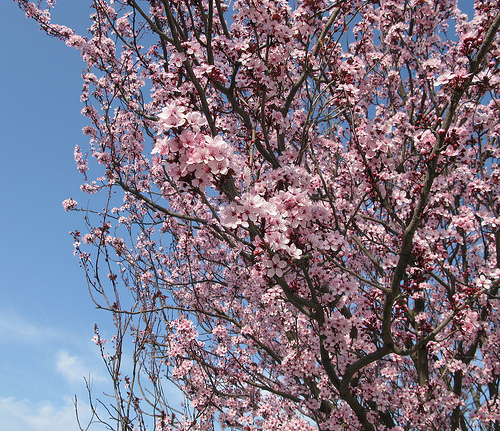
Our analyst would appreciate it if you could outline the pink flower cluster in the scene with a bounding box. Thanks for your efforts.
[153,103,236,189]
[62,198,77,211]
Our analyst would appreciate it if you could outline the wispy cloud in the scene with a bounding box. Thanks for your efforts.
[56,350,106,385]
[0,309,59,343]
[0,396,104,431]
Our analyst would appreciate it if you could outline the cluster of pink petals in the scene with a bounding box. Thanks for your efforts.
[153,132,234,188]
[62,198,78,211]
[152,104,238,187]
[156,102,208,133]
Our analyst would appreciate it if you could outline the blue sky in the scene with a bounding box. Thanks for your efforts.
[0,1,477,430]
[0,2,111,430]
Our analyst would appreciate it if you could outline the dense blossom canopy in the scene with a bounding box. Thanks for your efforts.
[17,0,500,430]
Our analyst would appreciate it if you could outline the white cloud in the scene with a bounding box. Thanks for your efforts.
[56,350,89,384]
[0,396,104,431]
[0,309,59,343]
[56,350,106,385]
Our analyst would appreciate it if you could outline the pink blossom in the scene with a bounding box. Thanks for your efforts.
[263,254,287,278]
[66,34,86,49]
[62,198,77,211]
[158,102,186,130]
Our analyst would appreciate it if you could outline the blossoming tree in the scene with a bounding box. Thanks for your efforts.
[18,0,500,429]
